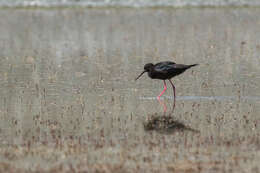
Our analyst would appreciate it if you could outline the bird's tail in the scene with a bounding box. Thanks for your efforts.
[189,64,199,67]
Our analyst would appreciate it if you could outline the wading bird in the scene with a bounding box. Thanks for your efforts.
[135,61,198,110]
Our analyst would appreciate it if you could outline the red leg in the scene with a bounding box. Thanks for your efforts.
[158,98,167,113]
[157,80,167,100]
[168,79,176,110]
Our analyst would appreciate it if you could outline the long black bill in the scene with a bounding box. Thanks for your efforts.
[135,71,146,81]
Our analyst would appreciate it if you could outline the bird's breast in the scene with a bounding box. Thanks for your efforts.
[148,71,169,80]
[148,71,156,79]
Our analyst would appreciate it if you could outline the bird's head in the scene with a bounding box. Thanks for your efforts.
[144,63,154,72]
[135,63,154,81]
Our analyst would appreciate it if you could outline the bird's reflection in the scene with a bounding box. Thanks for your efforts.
[144,114,199,134]
[157,98,167,113]
[157,97,175,114]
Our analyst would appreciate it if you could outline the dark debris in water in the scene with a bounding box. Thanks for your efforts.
[144,113,199,134]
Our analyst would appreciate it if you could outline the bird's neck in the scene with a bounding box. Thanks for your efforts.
[148,70,156,79]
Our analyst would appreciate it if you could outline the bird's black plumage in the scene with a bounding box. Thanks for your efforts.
[136,61,198,80]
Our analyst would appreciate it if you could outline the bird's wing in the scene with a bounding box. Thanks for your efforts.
[154,61,176,73]
[171,64,190,69]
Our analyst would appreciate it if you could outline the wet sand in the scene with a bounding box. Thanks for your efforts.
[0,7,260,172]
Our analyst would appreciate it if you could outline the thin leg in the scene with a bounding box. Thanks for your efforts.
[168,79,176,111]
[157,80,167,100]
[158,98,167,113]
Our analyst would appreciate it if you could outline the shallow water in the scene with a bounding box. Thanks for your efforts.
[0,7,260,172]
